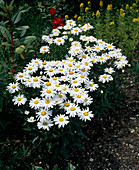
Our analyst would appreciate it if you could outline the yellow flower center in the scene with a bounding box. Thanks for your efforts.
[41,111,46,116]
[82,55,86,58]
[43,48,47,50]
[73,80,77,83]
[92,59,96,62]
[80,75,85,78]
[43,122,47,126]
[45,100,50,104]
[63,87,67,91]
[74,29,78,32]
[49,69,53,72]
[34,100,39,104]
[33,78,38,82]
[100,57,103,60]
[59,69,63,71]
[42,62,46,65]
[87,25,90,27]
[69,21,72,23]
[89,83,93,87]
[17,98,21,101]
[35,61,38,63]
[83,112,88,116]
[103,75,107,78]
[99,41,103,44]
[111,52,115,54]
[74,88,79,92]
[68,63,72,67]
[46,90,51,93]
[76,95,81,98]
[87,48,90,50]
[81,69,85,72]
[54,30,57,32]
[53,77,57,80]
[74,43,78,46]
[85,98,88,101]
[46,82,51,86]
[12,85,16,89]
[75,49,79,51]
[28,67,32,70]
[70,107,76,111]
[107,70,111,73]
[77,65,80,68]
[19,75,23,77]
[58,94,63,98]
[96,47,100,50]
[57,39,61,42]
[120,57,123,59]
[108,45,111,48]
[122,63,125,65]
[64,102,70,107]
[69,71,74,75]
[55,84,60,87]
[85,62,88,66]
[59,118,64,122]
[106,55,110,57]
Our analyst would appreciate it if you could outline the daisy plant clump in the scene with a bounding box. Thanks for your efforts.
[7,19,129,160]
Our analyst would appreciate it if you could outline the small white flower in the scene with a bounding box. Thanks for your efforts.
[27,116,35,123]
[53,114,69,128]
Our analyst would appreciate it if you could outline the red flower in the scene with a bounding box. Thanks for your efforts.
[52,19,59,25]
[51,25,57,29]
[49,8,56,15]
[58,22,64,27]
[53,16,63,23]
[12,69,15,73]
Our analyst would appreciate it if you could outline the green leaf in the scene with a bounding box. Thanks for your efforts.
[68,163,76,170]
[15,25,29,30]
[2,42,12,46]
[0,11,7,18]
[0,25,11,42]
[20,36,36,45]
[32,136,39,144]
[14,12,22,24]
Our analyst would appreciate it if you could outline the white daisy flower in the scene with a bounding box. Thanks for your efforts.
[7,82,20,94]
[40,46,49,54]
[78,108,94,121]
[85,80,99,91]
[66,20,76,27]
[99,74,113,83]
[37,119,53,130]
[53,114,69,128]
[12,94,27,106]
[29,97,42,110]
[30,76,42,88]
[54,37,65,45]
[104,67,115,74]
[27,116,35,123]
[66,104,81,117]
[71,27,82,35]
[83,97,93,106]
[36,109,52,120]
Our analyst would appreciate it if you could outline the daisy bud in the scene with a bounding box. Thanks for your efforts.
[128,64,131,67]
[40,71,43,75]
[25,111,29,115]
[69,38,73,42]
[101,90,103,94]
[122,70,125,73]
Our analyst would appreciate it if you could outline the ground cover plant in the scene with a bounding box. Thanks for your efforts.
[0,0,138,169]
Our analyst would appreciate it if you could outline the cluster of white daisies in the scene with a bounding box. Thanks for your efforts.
[7,20,129,130]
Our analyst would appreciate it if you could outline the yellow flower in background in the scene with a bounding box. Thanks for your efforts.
[120,8,124,13]
[110,21,114,25]
[92,12,95,17]
[65,15,68,20]
[100,1,103,7]
[133,18,137,22]
[85,7,89,13]
[136,10,139,12]
[133,18,139,22]
[78,16,81,20]
[132,3,136,7]
[80,3,84,7]
[130,6,133,10]
[74,14,78,19]
[126,4,129,9]
[107,4,112,11]
[88,1,91,4]
[121,13,125,17]
[96,10,100,17]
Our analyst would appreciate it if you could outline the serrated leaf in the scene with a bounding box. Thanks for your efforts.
[0,25,11,42]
